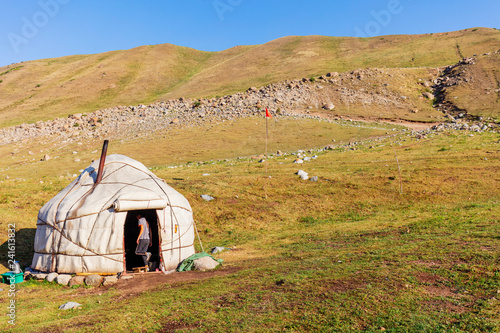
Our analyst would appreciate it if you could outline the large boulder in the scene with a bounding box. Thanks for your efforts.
[102,276,118,287]
[84,275,104,287]
[193,256,221,271]
[46,272,58,282]
[322,102,335,110]
[297,170,309,180]
[69,276,85,287]
[423,92,435,100]
[56,274,72,286]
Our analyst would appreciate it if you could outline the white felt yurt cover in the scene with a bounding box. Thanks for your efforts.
[31,154,195,273]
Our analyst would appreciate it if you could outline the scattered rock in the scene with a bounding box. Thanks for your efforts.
[297,170,309,180]
[422,92,434,100]
[201,194,215,201]
[59,302,82,310]
[322,102,335,110]
[1,56,498,147]
[210,246,227,254]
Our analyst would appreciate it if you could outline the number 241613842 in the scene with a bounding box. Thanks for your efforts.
[7,224,16,268]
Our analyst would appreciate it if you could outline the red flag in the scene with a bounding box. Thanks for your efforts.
[265,108,272,118]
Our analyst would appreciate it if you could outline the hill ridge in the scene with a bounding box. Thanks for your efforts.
[0,28,499,127]
[2,51,500,147]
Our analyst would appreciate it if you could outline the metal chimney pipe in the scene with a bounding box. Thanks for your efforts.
[95,140,109,184]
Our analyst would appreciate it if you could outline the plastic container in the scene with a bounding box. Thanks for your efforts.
[1,272,24,284]
[13,261,21,274]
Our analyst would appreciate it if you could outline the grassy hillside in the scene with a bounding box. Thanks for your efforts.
[0,124,499,332]
[0,27,499,331]
[0,28,499,127]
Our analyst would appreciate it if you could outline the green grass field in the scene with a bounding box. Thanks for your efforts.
[0,118,499,332]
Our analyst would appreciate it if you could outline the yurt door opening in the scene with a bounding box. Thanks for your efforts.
[124,210,160,272]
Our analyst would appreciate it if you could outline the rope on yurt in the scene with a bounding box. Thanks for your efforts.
[152,175,205,254]
[192,218,204,253]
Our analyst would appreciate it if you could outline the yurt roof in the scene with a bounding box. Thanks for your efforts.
[38,154,191,226]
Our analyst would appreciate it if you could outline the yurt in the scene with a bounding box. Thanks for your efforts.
[31,143,195,274]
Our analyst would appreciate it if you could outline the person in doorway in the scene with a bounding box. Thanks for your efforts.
[135,213,152,268]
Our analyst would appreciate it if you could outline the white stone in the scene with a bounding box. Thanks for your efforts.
[56,274,72,286]
[297,170,309,180]
[193,256,220,271]
[46,272,58,282]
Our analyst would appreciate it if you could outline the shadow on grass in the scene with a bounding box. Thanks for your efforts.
[0,228,36,271]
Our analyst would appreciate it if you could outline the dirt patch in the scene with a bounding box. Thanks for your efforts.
[319,278,367,293]
[327,280,367,293]
[408,260,444,268]
[352,116,438,131]
[308,109,439,131]
[415,271,444,284]
[421,298,468,314]
[415,272,458,298]
[72,266,240,300]
[157,320,200,332]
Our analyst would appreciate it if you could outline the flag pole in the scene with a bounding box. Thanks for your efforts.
[264,108,272,199]
[265,114,268,158]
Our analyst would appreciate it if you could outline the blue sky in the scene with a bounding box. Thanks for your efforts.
[1,0,499,67]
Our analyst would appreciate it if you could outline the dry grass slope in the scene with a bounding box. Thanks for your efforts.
[0,28,499,127]
[441,52,500,118]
